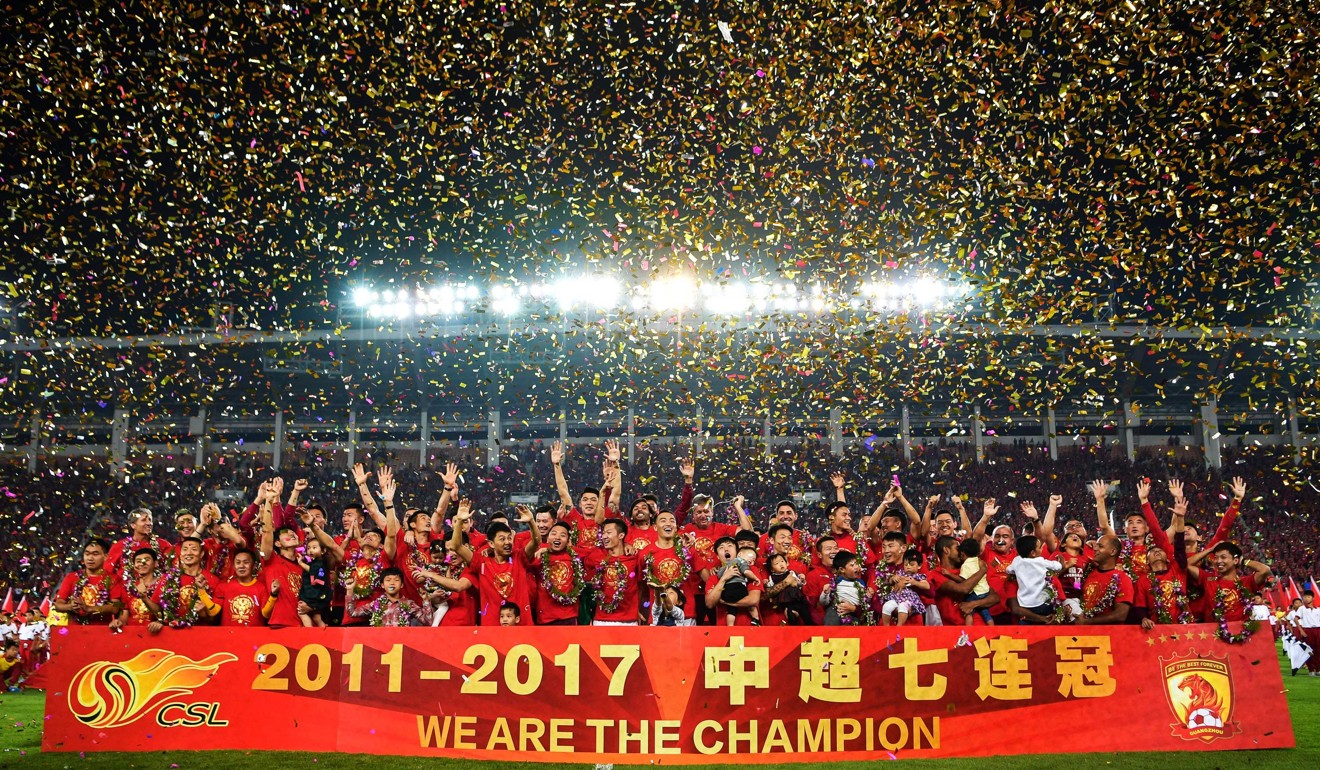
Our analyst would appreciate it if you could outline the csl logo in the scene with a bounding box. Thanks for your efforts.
[69,649,237,729]
[1160,650,1242,742]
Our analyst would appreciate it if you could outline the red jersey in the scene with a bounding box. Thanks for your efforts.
[55,571,119,625]
[150,571,212,625]
[706,572,763,626]
[981,543,1017,616]
[760,558,810,626]
[591,550,643,623]
[464,551,536,625]
[803,566,833,625]
[563,507,608,550]
[626,526,659,555]
[1199,572,1259,623]
[113,580,156,625]
[1148,567,1193,624]
[394,529,436,604]
[823,530,874,568]
[533,548,592,623]
[1081,568,1135,619]
[758,529,813,565]
[107,535,175,584]
[1052,549,1092,599]
[678,521,740,573]
[638,541,698,619]
[212,578,271,626]
[260,552,304,627]
[927,568,991,626]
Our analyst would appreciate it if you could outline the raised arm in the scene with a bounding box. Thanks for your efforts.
[732,495,754,533]
[1089,480,1115,538]
[954,496,972,535]
[432,463,460,534]
[448,500,475,564]
[1243,556,1272,586]
[598,458,619,526]
[258,482,276,560]
[1205,477,1246,549]
[518,504,541,560]
[287,478,308,509]
[380,468,400,560]
[303,511,345,563]
[971,499,998,546]
[920,495,939,541]
[1020,500,1042,543]
[352,463,387,529]
[1137,478,1174,554]
[830,471,846,503]
[602,439,623,518]
[864,486,900,536]
[673,459,695,525]
[894,487,923,540]
[1170,499,1189,570]
[1040,494,1062,551]
[550,441,573,508]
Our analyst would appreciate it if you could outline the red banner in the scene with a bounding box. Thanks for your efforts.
[42,624,1292,762]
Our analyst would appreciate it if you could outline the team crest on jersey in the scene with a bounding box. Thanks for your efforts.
[1161,650,1240,742]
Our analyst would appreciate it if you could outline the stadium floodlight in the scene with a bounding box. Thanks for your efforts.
[352,287,376,308]
[490,284,522,316]
[646,276,697,311]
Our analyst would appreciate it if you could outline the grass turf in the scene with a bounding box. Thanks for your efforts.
[2,645,1316,769]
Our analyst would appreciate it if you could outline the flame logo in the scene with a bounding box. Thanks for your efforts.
[68,649,237,729]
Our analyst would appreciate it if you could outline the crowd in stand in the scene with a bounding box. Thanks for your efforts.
[2,438,1311,674]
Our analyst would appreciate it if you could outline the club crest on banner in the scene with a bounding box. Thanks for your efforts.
[1160,650,1241,742]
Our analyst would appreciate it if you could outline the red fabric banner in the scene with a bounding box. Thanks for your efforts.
[42,624,1292,762]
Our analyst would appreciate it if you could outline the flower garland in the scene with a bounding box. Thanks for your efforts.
[208,539,232,579]
[339,548,383,598]
[1082,572,1121,620]
[121,574,159,623]
[157,569,211,629]
[540,549,587,606]
[642,541,692,589]
[114,536,149,585]
[368,597,427,628]
[1152,575,1194,625]
[1118,534,1155,580]
[830,576,875,625]
[593,559,629,615]
[871,562,901,603]
[70,572,112,625]
[1211,575,1259,644]
[1039,571,1072,624]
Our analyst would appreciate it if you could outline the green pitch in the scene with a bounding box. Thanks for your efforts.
[2,646,1317,769]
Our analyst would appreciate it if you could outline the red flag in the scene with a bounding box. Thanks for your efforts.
[40,596,51,616]
[1,588,12,614]
[16,595,29,614]
[1290,577,1305,602]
